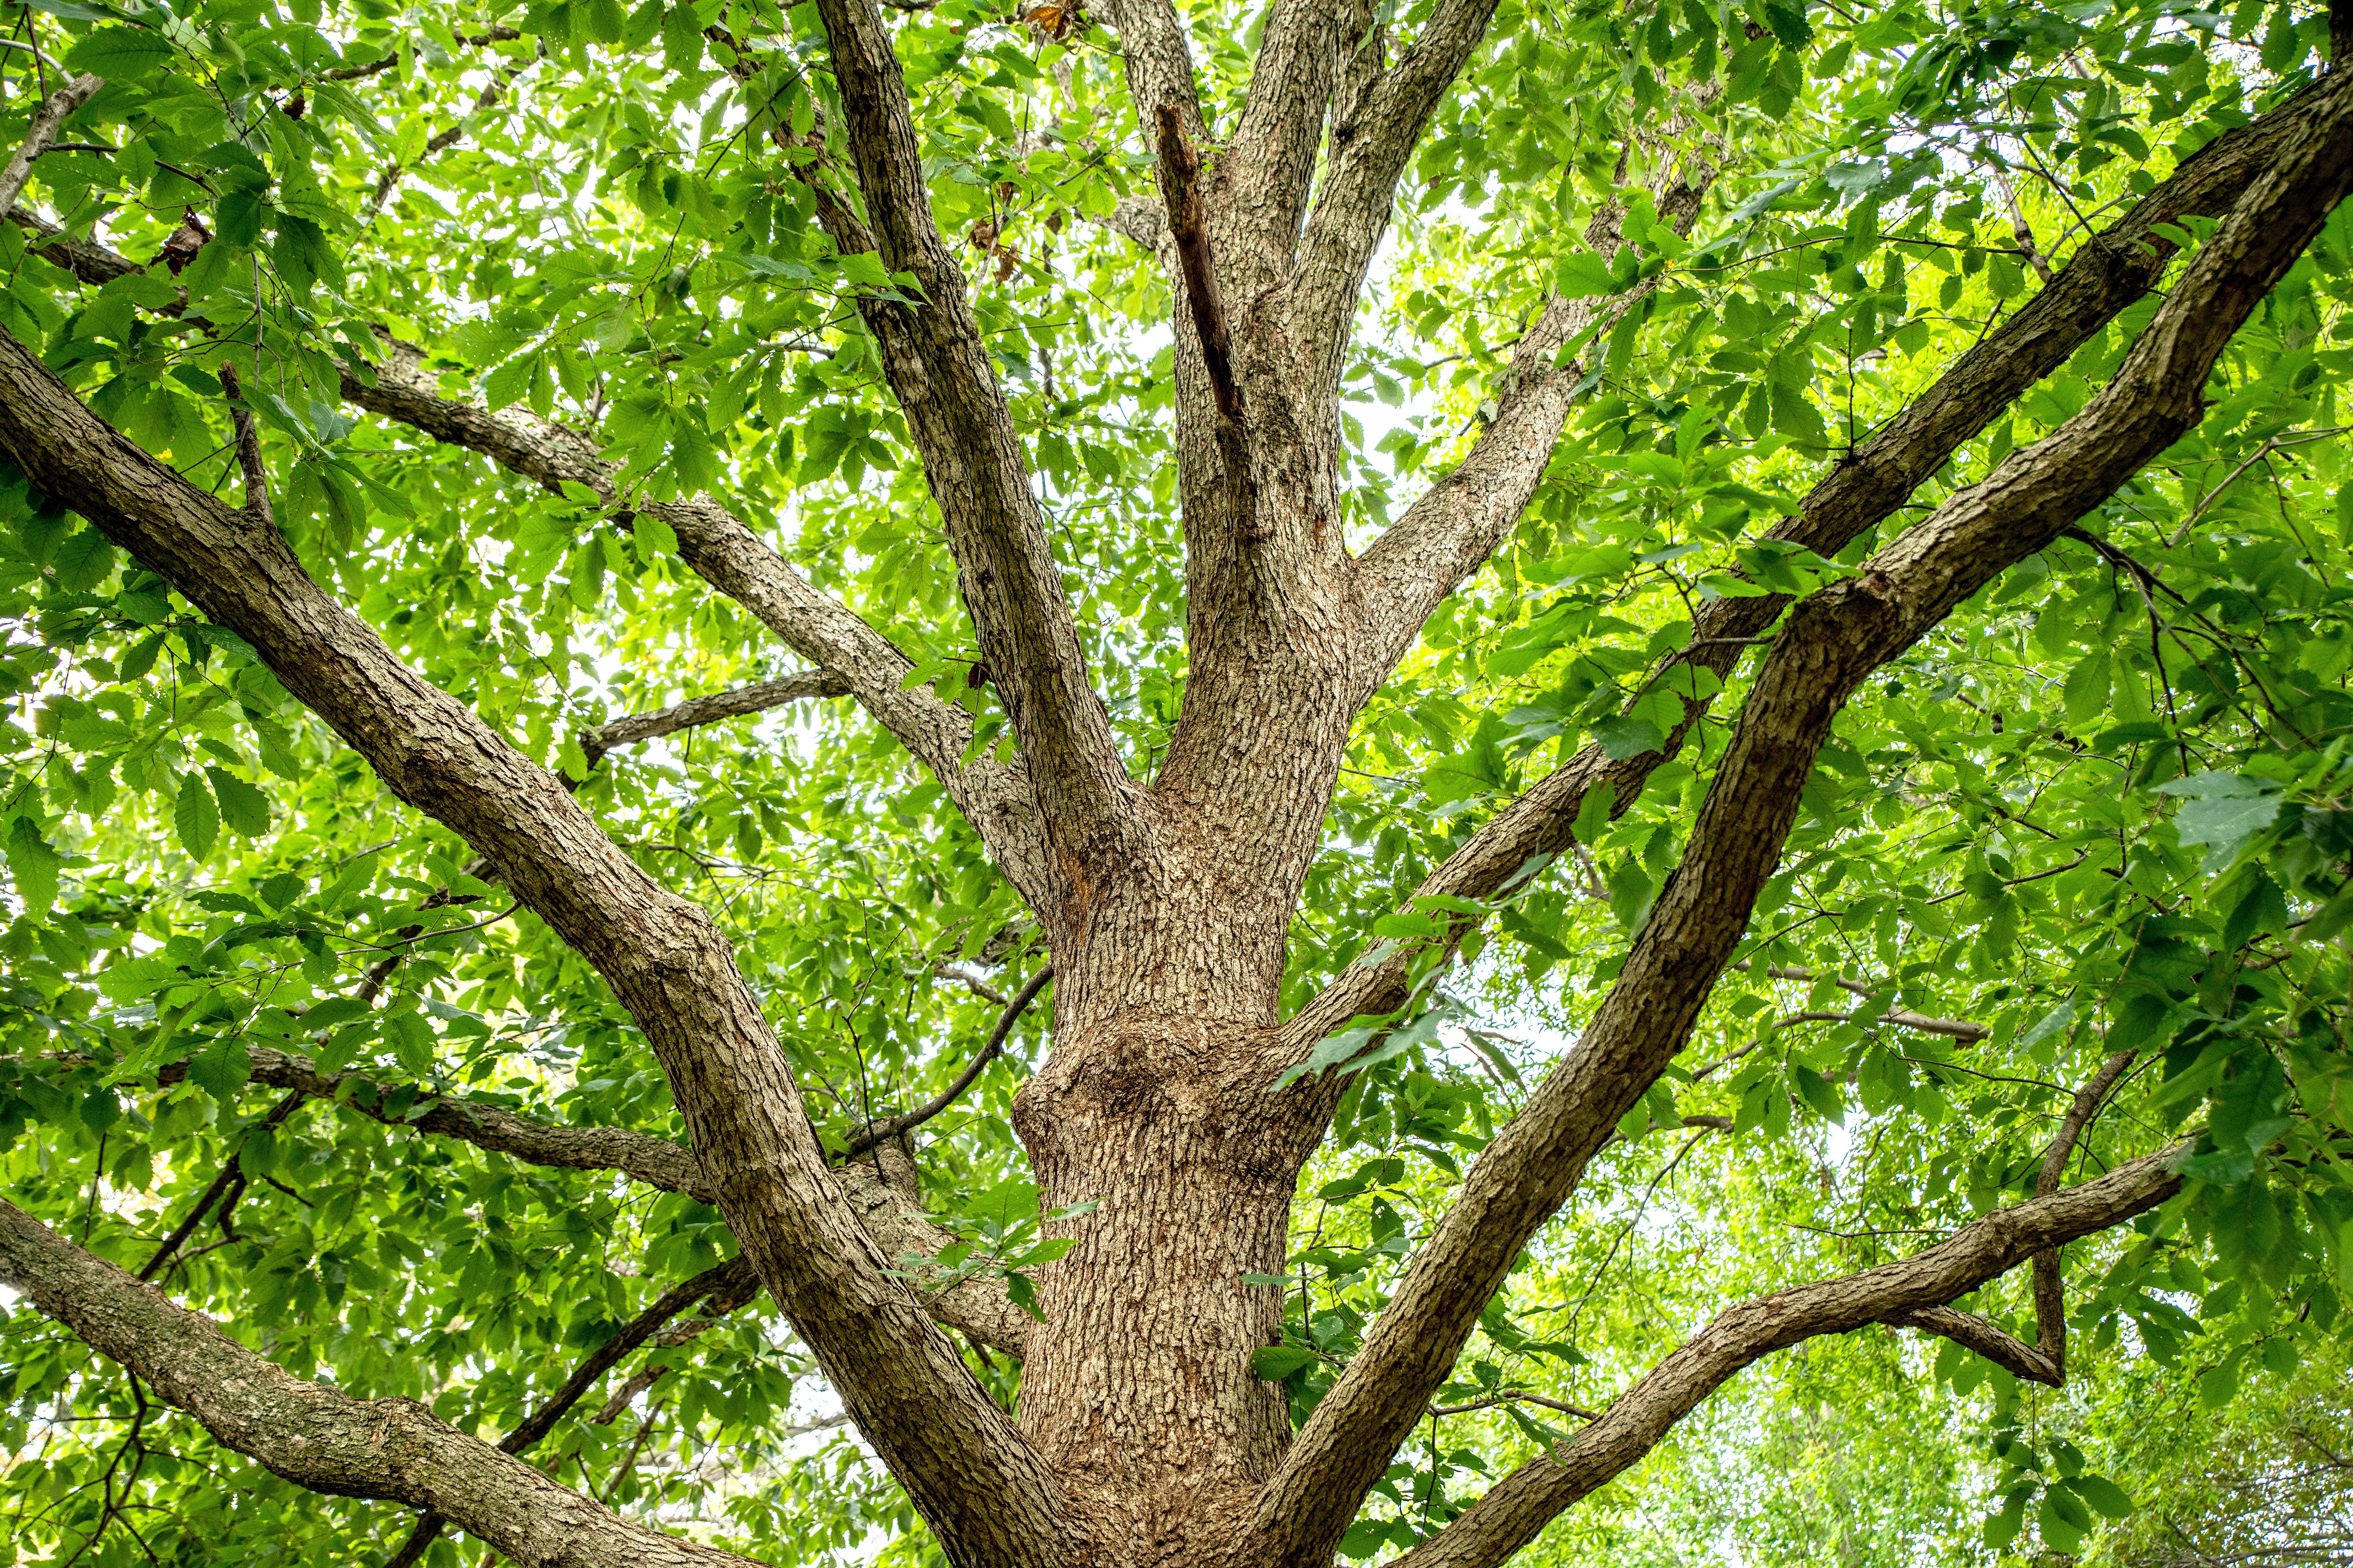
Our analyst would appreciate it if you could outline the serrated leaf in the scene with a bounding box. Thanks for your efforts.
[205,767,271,838]
[1250,1345,1319,1380]
[174,773,219,859]
[63,24,176,77]
[7,817,62,913]
[50,529,115,592]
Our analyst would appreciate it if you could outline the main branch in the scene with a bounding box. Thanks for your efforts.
[1286,72,2349,1048]
[1246,71,2353,1564]
[0,1200,762,1568]
[0,333,1073,1563]
[804,0,1136,857]
[1387,1146,2186,1568]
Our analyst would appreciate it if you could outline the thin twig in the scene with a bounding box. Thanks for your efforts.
[840,966,1053,1159]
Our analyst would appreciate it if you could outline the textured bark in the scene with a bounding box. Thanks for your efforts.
[0,3,2344,1563]
[0,1199,765,1568]
[579,670,851,767]
[0,331,1074,1567]
[1247,68,2353,1567]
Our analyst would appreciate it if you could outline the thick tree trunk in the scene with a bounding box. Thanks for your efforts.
[1015,677,1359,1560]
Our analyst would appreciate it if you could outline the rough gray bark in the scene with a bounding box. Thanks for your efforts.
[0,3,2347,1564]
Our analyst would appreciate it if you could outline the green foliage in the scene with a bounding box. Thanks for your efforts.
[0,0,2347,1560]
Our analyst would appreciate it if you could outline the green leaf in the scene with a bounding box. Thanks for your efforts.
[7,817,62,913]
[636,512,679,559]
[63,25,176,77]
[1791,1063,1844,1124]
[1761,0,1813,47]
[2066,1474,2136,1520]
[50,529,115,592]
[174,774,219,860]
[1591,715,1664,760]
[1250,1345,1319,1380]
[186,1034,253,1107]
[206,767,272,838]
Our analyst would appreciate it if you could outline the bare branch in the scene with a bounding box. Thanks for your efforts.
[1250,76,2353,1559]
[1428,1389,1599,1421]
[367,52,532,216]
[0,73,103,215]
[842,965,1052,1158]
[1383,1147,2186,1568]
[2027,1046,2140,1378]
[1743,963,1991,1043]
[136,1089,305,1283]
[579,670,851,768]
[0,1199,765,1568]
[1283,73,2351,1049]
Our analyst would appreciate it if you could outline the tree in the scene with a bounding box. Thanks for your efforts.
[0,0,2349,1560]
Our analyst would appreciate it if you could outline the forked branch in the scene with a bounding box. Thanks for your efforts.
[1284,73,2350,1051]
[1383,1146,2186,1568]
[0,330,1072,1563]
[1250,72,2353,1564]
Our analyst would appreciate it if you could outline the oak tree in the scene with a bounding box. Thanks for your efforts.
[1,0,2352,1563]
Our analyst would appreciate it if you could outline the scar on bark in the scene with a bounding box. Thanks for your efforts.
[1152,104,1241,425]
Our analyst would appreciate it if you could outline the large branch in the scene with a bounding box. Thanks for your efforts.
[1285,72,2350,1048]
[804,0,1135,853]
[1353,109,1720,671]
[1219,0,1347,275]
[1246,72,2353,1564]
[0,336,1072,1564]
[1384,1146,2186,1568]
[579,669,851,768]
[0,1200,763,1568]
[1283,0,1503,401]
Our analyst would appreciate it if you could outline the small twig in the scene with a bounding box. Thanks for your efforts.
[213,363,271,526]
[840,966,1053,1159]
[1992,169,2055,285]
[138,1090,306,1282]
[1429,1388,1600,1421]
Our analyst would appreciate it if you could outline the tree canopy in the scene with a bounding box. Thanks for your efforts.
[0,0,2349,1563]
